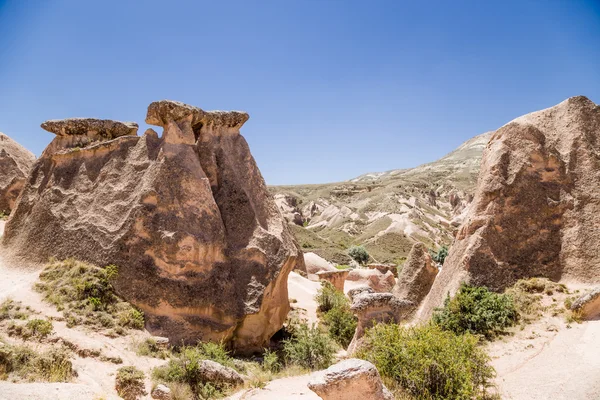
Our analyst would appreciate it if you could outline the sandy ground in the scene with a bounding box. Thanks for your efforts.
[227,374,317,400]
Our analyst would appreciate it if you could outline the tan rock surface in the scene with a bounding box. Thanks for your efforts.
[393,242,438,308]
[304,252,337,280]
[420,96,600,319]
[307,358,393,400]
[3,100,303,352]
[571,287,600,320]
[316,270,349,291]
[346,268,395,293]
[0,133,35,213]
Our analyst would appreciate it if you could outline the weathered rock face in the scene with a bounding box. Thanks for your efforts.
[316,270,349,292]
[393,243,438,308]
[305,252,337,280]
[571,288,600,320]
[3,100,303,352]
[420,96,600,319]
[308,358,393,400]
[0,133,35,214]
[346,268,396,293]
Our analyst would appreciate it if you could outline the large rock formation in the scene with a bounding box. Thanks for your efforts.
[0,133,35,214]
[419,96,600,318]
[392,242,438,308]
[3,101,303,352]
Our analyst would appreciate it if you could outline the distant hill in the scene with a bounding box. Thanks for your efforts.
[270,131,492,265]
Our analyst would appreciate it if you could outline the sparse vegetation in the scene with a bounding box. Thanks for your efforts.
[0,340,74,382]
[315,281,357,347]
[261,349,281,373]
[134,337,171,359]
[115,366,146,400]
[0,299,30,321]
[315,281,346,313]
[8,319,53,340]
[34,258,144,334]
[433,284,518,339]
[357,323,497,400]
[348,245,370,265]
[151,342,238,399]
[334,264,351,270]
[282,322,336,370]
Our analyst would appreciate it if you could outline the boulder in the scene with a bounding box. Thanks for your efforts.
[348,293,412,353]
[393,243,438,309]
[316,270,349,292]
[305,252,337,281]
[3,100,303,353]
[346,268,395,293]
[0,133,35,214]
[274,193,305,226]
[198,359,244,387]
[419,96,600,319]
[307,358,393,400]
[151,384,172,400]
[571,288,600,320]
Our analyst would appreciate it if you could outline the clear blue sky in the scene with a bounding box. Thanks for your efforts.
[1,0,599,185]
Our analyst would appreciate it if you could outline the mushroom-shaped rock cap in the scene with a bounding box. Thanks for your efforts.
[145,100,249,128]
[350,293,413,313]
[41,118,139,138]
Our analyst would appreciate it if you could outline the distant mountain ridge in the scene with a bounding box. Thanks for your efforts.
[270,131,493,265]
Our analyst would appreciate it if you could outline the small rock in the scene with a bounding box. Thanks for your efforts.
[571,287,600,320]
[199,360,244,387]
[153,336,170,349]
[347,285,375,302]
[151,384,172,400]
[316,270,349,292]
[308,358,393,400]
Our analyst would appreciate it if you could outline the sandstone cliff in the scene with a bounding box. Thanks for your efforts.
[0,133,35,214]
[3,101,302,352]
[419,96,600,318]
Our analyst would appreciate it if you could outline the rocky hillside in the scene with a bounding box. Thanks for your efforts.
[270,131,491,265]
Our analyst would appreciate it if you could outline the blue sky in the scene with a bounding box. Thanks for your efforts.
[0,0,599,185]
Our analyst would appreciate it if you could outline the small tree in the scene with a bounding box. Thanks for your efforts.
[430,245,449,265]
[348,246,369,265]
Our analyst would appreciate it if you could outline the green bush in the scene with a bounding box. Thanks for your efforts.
[348,246,370,265]
[261,349,281,373]
[430,246,449,265]
[282,322,336,370]
[433,284,518,339]
[357,323,496,400]
[26,319,53,339]
[135,338,170,359]
[115,366,146,400]
[315,281,347,313]
[0,299,30,321]
[322,305,357,348]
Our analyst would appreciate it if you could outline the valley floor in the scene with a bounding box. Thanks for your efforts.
[1,220,599,399]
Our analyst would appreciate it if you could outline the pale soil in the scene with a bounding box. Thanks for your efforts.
[0,223,164,399]
[226,374,317,400]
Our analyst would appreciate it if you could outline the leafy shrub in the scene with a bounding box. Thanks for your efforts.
[433,284,518,339]
[315,281,347,313]
[115,366,146,400]
[357,323,496,400]
[26,319,53,339]
[348,246,370,265]
[282,322,336,370]
[262,349,281,373]
[0,341,74,382]
[322,304,357,348]
[430,245,448,265]
[34,259,144,333]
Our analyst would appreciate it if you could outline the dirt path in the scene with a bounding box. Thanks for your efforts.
[491,318,600,399]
